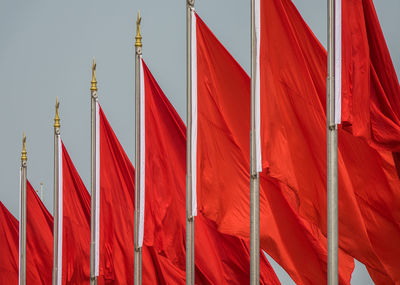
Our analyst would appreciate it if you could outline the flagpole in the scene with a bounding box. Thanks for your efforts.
[134,12,143,285]
[327,0,338,284]
[20,133,27,285]
[53,98,61,285]
[186,1,195,284]
[250,0,260,283]
[90,58,98,285]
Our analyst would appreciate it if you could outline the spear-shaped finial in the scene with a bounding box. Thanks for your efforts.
[21,132,27,162]
[135,11,142,48]
[91,57,97,92]
[54,97,60,128]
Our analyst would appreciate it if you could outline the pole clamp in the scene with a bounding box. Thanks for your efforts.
[91,91,98,100]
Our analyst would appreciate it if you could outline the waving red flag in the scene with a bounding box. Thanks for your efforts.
[59,142,91,284]
[257,0,400,283]
[0,201,18,284]
[1,184,53,285]
[26,181,53,284]
[341,0,400,152]
[96,60,280,283]
[98,105,185,284]
[195,12,355,285]
[142,60,280,284]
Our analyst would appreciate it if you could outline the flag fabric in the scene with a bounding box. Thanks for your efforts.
[190,7,198,216]
[254,0,262,171]
[1,188,53,285]
[94,101,100,277]
[26,181,53,284]
[341,0,400,152]
[138,57,146,247]
[142,60,280,284]
[18,168,22,285]
[195,12,355,285]
[59,142,91,284]
[56,136,63,285]
[335,0,342,124]
[97,104,185,284]
[96,64,280,283]
[258,0,400,283]
[0,201,19,284]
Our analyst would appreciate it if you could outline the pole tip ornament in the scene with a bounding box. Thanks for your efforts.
[21,132,27,162]
[91,57,97,92]
[135,11,142,48]
[187,0,195,7]
[54,97,60,129]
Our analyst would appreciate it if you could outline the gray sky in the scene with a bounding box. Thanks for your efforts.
[0,0,398,283]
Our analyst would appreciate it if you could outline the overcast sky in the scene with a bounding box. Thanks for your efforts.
[0,0,398,283]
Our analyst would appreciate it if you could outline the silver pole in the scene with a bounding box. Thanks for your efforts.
[186,1,195,284]
[250,0,260,284]
[327,0,338,284]
[20,133,27,285]
[53,98,61,285]
[134,12,143,285]
[90,58,98,285]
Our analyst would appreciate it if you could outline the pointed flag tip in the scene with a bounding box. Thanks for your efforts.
[54,98,60,128]
[21,132,27,162]
[91,57,97,91]
[135,11,142,48]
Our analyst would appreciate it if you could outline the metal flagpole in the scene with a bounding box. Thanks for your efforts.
[90,58,98,285]
[250,0,260,284]
[53,98,61,285]
[327,0,338,284]
[20,133,27,285]
[134,11,143,285]
[186,1,195,284]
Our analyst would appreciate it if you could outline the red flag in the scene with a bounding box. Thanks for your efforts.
[1,184,53,285]
[97,104,137,283]
[195,12,355,285]
[26,181,53,284]
[258,0,400,283]
[97,59,280,283]
[341,0,400,152]
[142,60,280,284]
[98,105,185,284]
[0,201,18,284]
[60,142,91,284]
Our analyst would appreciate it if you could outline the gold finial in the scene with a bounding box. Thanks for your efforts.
[54,97,60,128]
[21,132,27,162]
[91,57,97,91]
[135,11,142,47]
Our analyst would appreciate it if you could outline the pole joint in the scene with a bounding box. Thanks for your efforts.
[250,173,258,180]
